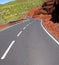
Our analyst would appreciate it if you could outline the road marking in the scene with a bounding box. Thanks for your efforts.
[1,40,15,60]
[26,22,32,27]
[18,23,32,36]
[26,23,31,26]
[41,20,59,45]
[17,31,22,37]
[23,22,32,30]
[23,27,26,30]
[26,24,29,27]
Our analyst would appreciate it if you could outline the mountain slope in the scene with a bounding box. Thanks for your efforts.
[0,0,44,24]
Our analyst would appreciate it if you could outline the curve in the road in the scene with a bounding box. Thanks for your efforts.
[41,19,59,45]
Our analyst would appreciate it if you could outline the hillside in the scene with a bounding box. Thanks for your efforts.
[27,0,59,40]
[0,0,44,24]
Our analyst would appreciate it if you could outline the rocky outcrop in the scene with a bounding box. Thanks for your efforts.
[27,0,59,23]
[51,0,59,23]
[39,0,59,23]
[27,0,55,16]
[40,0,55,14]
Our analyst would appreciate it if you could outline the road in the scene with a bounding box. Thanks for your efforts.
[0,17,59,65]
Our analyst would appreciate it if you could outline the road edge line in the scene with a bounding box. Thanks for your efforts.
[41,19,59,45]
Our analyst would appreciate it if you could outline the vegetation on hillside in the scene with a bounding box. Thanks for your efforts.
[0,0,44,24]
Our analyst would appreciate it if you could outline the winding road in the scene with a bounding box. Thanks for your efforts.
[0,17,59,65]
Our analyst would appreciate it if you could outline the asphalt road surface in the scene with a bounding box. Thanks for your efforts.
[0,17,59,65]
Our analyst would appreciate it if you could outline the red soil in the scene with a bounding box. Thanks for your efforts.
[0,19,26,30]
[0,24,9,30]
[27,7,59,40]
[27,7,41,17]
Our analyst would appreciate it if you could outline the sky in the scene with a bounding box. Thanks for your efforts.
[0,0,14,4]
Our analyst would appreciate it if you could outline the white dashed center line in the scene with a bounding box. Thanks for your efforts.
[23,27,26,30]
[26,24,29,27]
[17,31,23,37]
[1,22,32,60]
[23,23,30,30]
[1,40,15,60]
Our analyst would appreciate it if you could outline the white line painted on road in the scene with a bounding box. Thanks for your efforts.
[17,22,32,36]
[1,40,15,60]
[26,22,32,27]
[23,27,26,30]
[26,23,31,27]
[17,31,22,37]
[26,24,29,27]
[41,20,59,45]
[23,23,32,30]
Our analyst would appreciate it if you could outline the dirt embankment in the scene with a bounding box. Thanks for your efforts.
[27,4,59,40]
[37,14,59,40]
[0,18,26,30]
